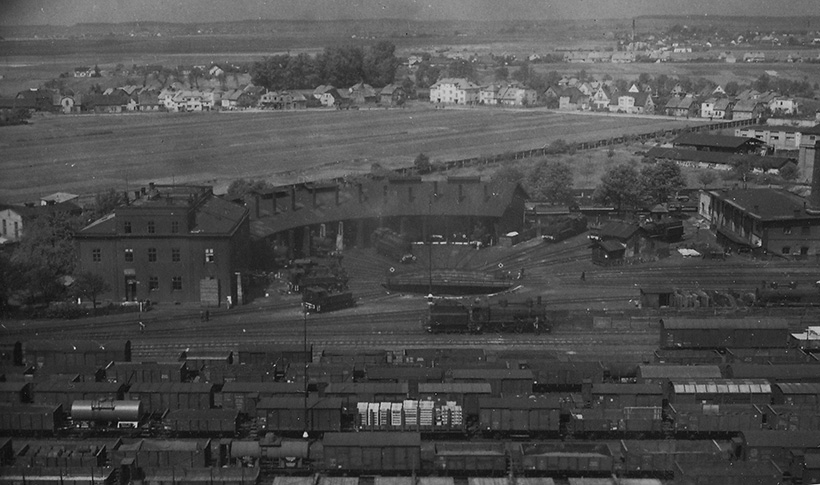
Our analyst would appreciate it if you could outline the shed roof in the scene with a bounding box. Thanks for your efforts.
[324,382,409,394]
[33,381,123,393]
[729,365,820,380]
[221,382,303,394]
[256,397,343,410]
[127,382,214,393]
[478,396,564,409]
[707,188,820,222]
[419,383,493,394]
[592,383,663,395]
[638,365,722,379]
[660,317,789,329]
[451,368,534,380]
[774,382,820,394]
[322,432,421,447]
[741,430,820,448]
[671,379,772,394]
[673,133,763,149]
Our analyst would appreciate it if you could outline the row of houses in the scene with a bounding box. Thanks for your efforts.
[429,79,537,106]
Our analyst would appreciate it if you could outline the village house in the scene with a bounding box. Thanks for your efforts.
[429,78,480,105]
[744,52,767,63]
[664,95,699,118]
[73,67,95,77]
[84,93,130,113]
[313,85,342,107]
[558,87,590,111]
[0,201,83,243]
[700,98,734,120]
[609,92,654,114]
[480,84,501,105]
[611,51,635,63]
[591,86,613,110]
[348,82,378,104]
[260,91,307,110]
[378,84,406,106]
[54,94,81,114]
[137,91,162,111]
[733,99,766,121]
[208,65,224,77]
[770,96,799,115]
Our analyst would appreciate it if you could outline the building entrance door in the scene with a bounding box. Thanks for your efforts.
[125,278,137,301]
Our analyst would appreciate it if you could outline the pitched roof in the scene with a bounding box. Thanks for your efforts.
[598,222,641,240]
[707,188,820,222]
[431,78,480,90]
[673,133,763,150]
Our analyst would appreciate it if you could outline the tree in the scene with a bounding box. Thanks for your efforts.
[94,188,127,218]
[724,81,740,96]
[639,160,687,205]
[0,253,20,315]
[447,58,476,81]
[594,163,641,211]
[697,170,718,188]
[11,212,82,303]
[780,163,798,181]
[414,153,432,174]
[492,165,526,185]
[226,178,273,201]
[363,41,401,87]
[415,62,442,89]
[526,160,574,203]
[494,66,509,81]
[70,271,111,312]
[513,61,533,84]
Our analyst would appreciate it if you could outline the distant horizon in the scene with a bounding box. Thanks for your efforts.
[2,0,819,26]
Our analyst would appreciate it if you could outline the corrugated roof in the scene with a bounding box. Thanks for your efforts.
[324,382,409,394]
[774,382,820,394]
[661,317,789,329]
[256,397,343,410]
[323,432,420,447]
[127,382,214,393]
[639,365,722,379]
[671,379,772,394]
[451,369,534,380]
[419,383,493,394]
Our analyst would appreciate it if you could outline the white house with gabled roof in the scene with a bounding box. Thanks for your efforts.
[430,78,480,105]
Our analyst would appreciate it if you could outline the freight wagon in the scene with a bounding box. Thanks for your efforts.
[540,215,588,243]
[659,317,791,349]
[619,439,731,476]
[322,432,421,472]
[669,403,767,436]
[519,442,614,476]
[372,227,414,263]
[302,286,355,313]
[256,397,344,435]
[477,396,562,436]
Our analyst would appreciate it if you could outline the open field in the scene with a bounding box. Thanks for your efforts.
[0,107,706,203]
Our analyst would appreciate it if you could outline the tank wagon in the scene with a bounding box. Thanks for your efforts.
[425,297,549,334]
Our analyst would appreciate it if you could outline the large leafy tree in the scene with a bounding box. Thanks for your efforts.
[639,160,687,205]
[94,188,127,219]
[446,59,476,82]
[414,62,442,89]
[526,160,574,204]
[70,271,111,311]
[363,41,401,87]
[11,212,82,303]
[594,163,642,211]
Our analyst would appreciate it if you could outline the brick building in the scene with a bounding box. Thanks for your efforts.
[75,185,249,306]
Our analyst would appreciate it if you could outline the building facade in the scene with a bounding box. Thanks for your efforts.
[430,78,480,105]
[75,185,249,306]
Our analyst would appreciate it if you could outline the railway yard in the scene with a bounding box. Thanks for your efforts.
[4,225,820,485]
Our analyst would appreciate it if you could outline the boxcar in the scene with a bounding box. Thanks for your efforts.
[620,439,730,475]
[105,361,187,384]
[478,396,562,435]
[220,382,303,414]
[0,405,63,435]
[764,404,820,431]
[24,340,131,368]
[322,432,421,472]
[417,382,492,417]
[32,381,124,409]
[451,368,534,397]
[132,439,212,468]
[669,403,766,436]
[771,382,820,406]
[356,399,466,434]
[738,431,820,473]
[125,382,214,414]
[0,467,118,485]
[257,397,343,434]
[674,461,784,485]
[323,382,409,409]
[567,407,664,436]
[427,441,509,474]
[519,442,614,476]
[0,381,31,405]
[659,318,790,349]
[164,409,239,436]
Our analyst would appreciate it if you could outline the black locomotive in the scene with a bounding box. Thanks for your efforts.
[424,297,549,334]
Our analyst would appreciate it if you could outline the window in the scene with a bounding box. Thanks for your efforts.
[782,246,791,255]
[1,219,5,236]
[124,248,134,262]
[205,248,215,263]
[172,276,183,291]
[801,247,810,256]
[149,276,159,291]
[92,248,101,262]
[802,226,811,236]
[124,221,132,234]
[148,247,157,262]
[14,221,19,239]
[147,221,155,234]
[783,227,792,235]
[172,248,181,262]
[171,221,179,234]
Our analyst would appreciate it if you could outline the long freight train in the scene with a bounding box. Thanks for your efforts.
[424,297,549,334]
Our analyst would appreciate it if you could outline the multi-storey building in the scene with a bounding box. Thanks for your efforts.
[75,184,249,306]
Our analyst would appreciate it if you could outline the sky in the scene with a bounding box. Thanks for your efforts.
[0,0,817,25]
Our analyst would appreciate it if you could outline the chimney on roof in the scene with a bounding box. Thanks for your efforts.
[291,186,297,212]
[141,187,146,195]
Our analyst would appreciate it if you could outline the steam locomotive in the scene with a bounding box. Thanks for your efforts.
[424,297,549,334]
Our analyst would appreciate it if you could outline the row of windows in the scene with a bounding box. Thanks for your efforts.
[782,226,812,235]
[782,246,810,256]
[122,220,180,234]
[92,248,214,263]
[147,276,183,291]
